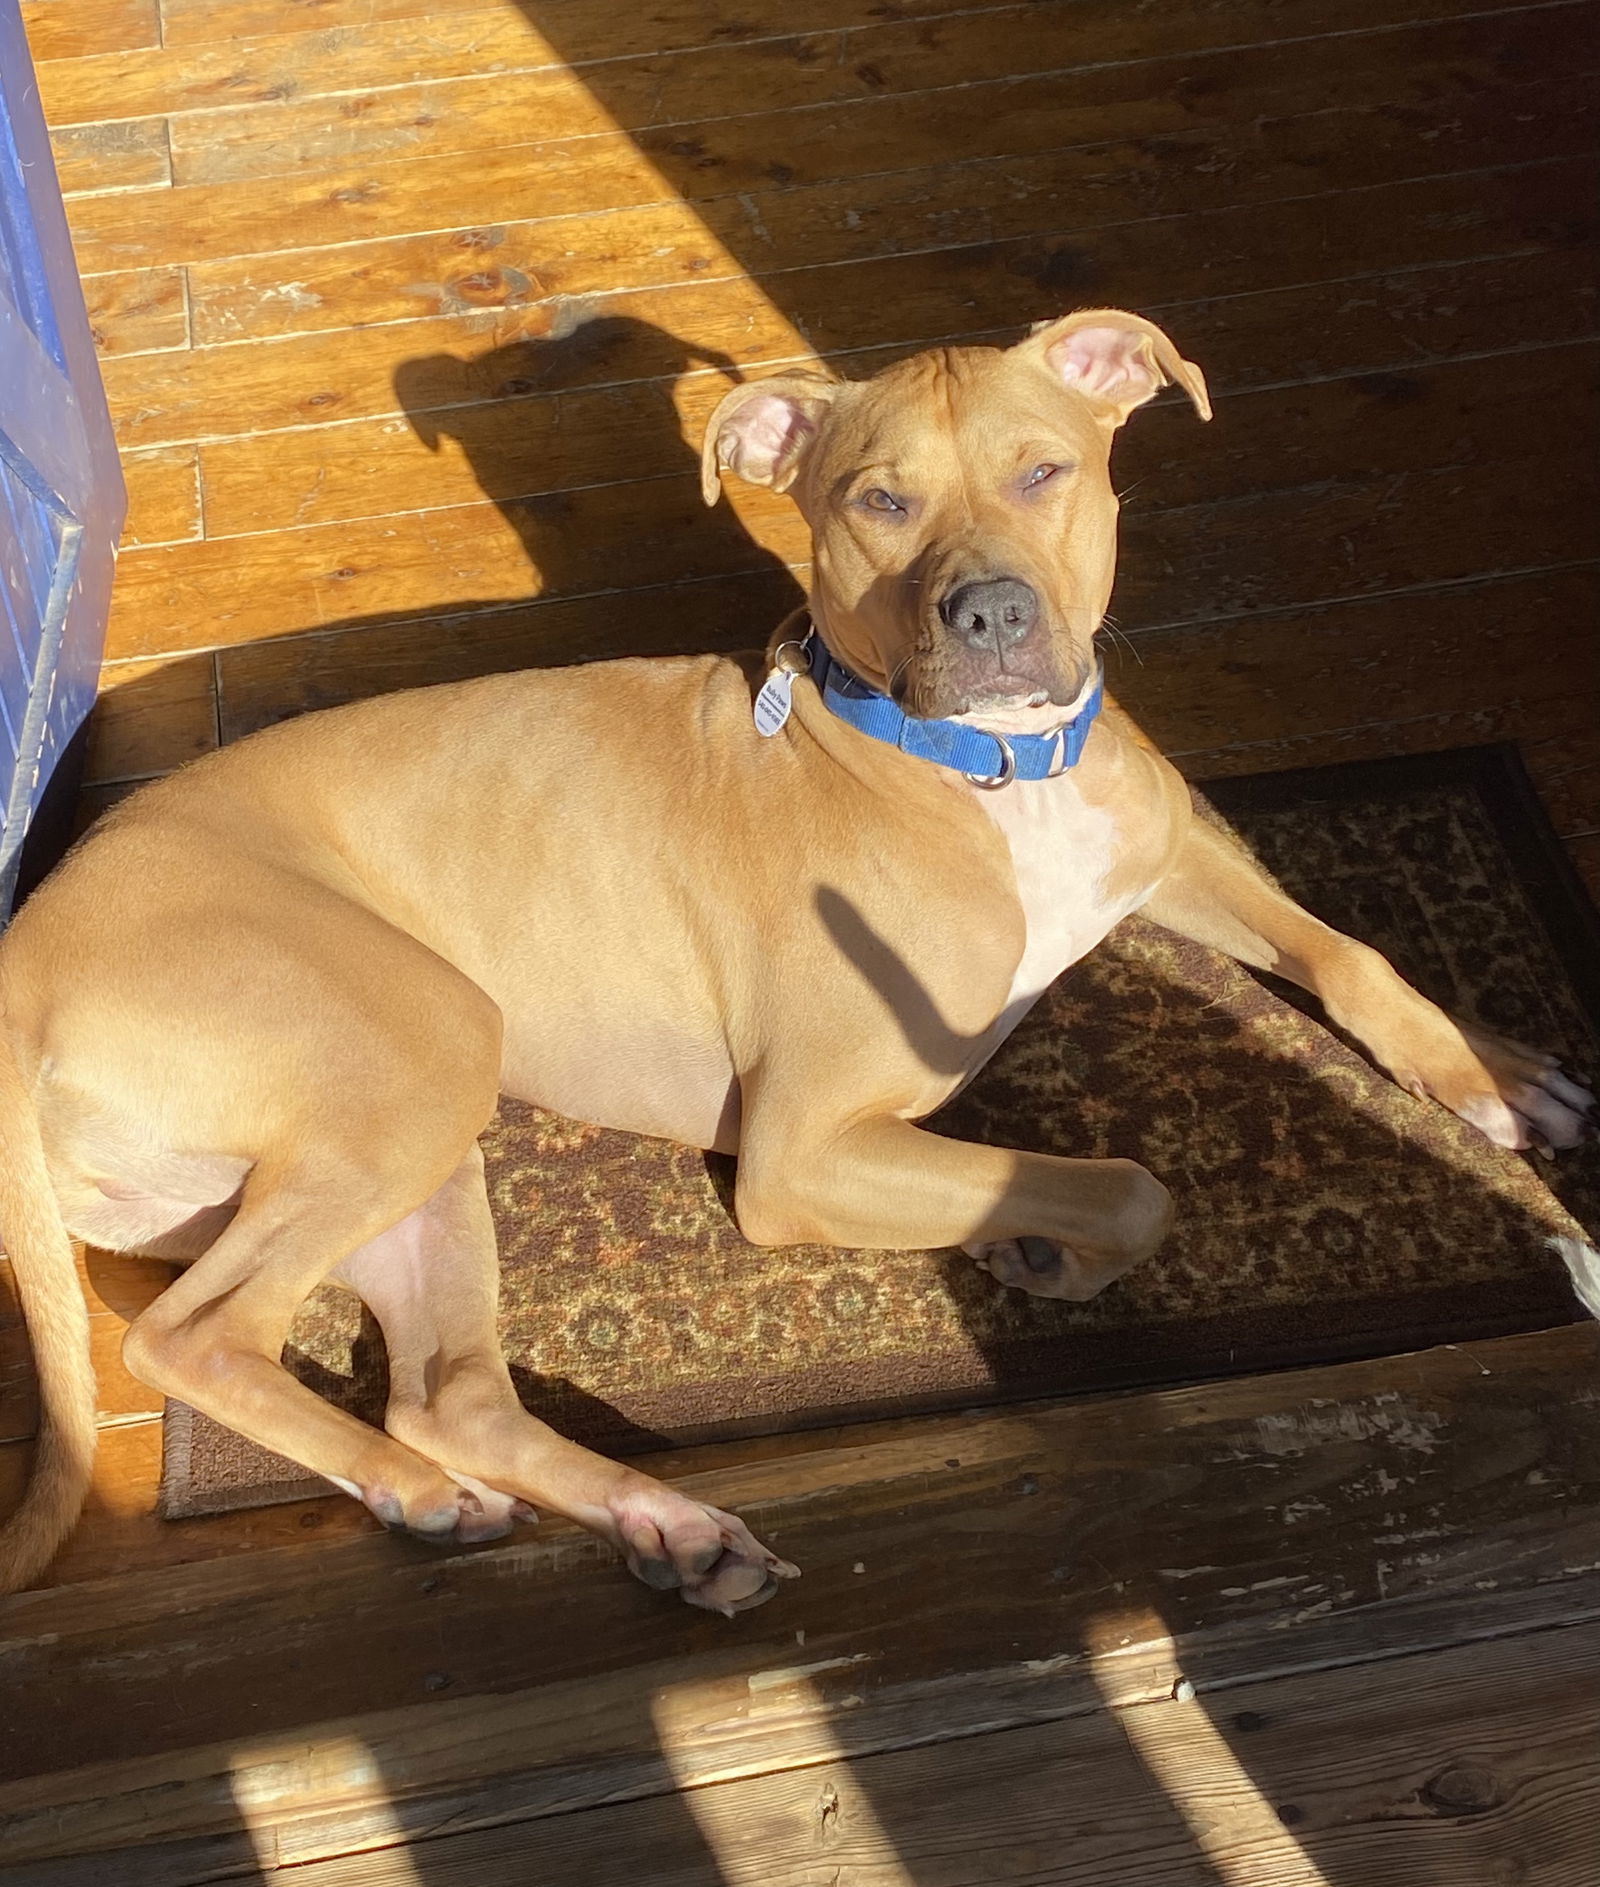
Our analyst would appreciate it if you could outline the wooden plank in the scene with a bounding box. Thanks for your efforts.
[75,1244,180,1325]
[1117,451,1598,631]
[0,1382,897,1596]
[19,0,159,62]
[105,476,803,657]
[1182,687,1600,800]
[0,1418,380,1592]
[158,0,554,47]
[211,564,1598,755]
[153,0,997,59]
[48,120,170,198]
[182,117,1600,346]
[213,1623,1600,1887]
[43,0,1558,129]
[0,1323,163,1445]
[214,567,806,738]
[81,266,189,357]
[119,443,202,548]
[192,333,1600,538]
[1121,569,1600,765]
[39,6,560,127]
[110,396,1599,661]
[185,360,771,535]
[2,1244,175,1443]
[60,5,1599,273]
[1518,712,1600,838]
[1568,833,1600,901]
[1,1324,1595,1870]
[52,0,1041,142]
[153,0,1569,186]
[84,653,218,782]
[97,237,1600,455]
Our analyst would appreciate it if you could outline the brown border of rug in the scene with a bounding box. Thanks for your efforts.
[160,743,1600,1518]
[162,1272,1585,1515]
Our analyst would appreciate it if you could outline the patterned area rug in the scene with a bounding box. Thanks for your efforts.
[161,745,1600,1517]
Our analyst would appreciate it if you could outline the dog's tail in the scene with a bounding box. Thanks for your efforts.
[0,1018,95,1594]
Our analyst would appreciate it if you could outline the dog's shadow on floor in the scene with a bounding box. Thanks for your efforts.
[82,312,808,768]
[390,313,807,622]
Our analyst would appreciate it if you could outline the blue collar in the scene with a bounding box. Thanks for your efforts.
[805,627,1103,786]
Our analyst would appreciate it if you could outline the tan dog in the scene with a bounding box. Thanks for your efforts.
[1,311,1590,1611]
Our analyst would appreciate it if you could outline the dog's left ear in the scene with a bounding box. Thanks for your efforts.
[1023,310,1212,425]
[700,371,839,505]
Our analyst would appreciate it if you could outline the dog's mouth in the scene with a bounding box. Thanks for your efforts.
[890,640,1087,722]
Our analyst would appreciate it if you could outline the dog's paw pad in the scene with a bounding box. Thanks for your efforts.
[964,1237,1106,1301]
[611,1489,799,1615]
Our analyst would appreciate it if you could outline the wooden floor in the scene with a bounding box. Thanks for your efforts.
[2,0,1598,1876]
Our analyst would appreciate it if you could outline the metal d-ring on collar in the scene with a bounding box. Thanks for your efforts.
[965,735,1018,790]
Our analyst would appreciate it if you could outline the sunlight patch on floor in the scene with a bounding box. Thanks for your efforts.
[1090,1616,1334,1887]
[229,1732,423,1879]
[651,1670,917,1886]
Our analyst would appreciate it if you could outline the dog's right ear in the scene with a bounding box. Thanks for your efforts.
[700,372,838,505]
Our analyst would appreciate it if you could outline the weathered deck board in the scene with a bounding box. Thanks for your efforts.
[1,1324,1594,1874]
[47,119,170,197]
[80,266,189,357]
[258,1623,1600,1887]
[178,142,1598,362]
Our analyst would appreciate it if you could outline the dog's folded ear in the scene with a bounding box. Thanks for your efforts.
[1023,310,1212,425]
[700,371,839,505]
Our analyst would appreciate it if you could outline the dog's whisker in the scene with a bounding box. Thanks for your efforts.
[1093,614,1142,668]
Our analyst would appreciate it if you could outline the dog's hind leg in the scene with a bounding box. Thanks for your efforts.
[118,990,515,1543]
[121,1152,515,1543]
[334,1142,798,1613]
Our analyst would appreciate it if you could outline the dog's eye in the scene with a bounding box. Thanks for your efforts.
[1025,462,1063,488]
[861,488,906,514]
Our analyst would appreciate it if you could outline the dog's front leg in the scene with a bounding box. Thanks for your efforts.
[735,1102,1173,1301]
[1141,816,1594,1149]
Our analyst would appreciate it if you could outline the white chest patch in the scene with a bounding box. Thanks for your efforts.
[973,771,1144,1046]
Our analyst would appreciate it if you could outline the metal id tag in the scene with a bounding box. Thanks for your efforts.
[752,638,810,737]
[753,668,793,736]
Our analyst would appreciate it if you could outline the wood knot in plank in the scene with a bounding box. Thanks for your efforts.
[1418,1764,1502,1816]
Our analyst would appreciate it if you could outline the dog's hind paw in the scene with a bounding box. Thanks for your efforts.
[333,1470,528,1545]
[608,1484,799,1616]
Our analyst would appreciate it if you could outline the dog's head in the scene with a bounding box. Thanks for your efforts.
[702,310,1210,726]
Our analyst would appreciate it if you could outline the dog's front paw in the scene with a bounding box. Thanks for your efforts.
[965,1236,1108,1300]
[965,1163,1171,1300]
[608,1482,800,1616]
[1400,1021,1594,1155]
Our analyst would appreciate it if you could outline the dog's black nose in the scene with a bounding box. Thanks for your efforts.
[939,578,1039,648]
